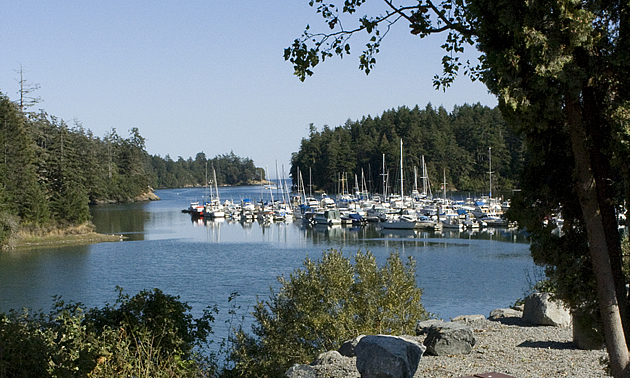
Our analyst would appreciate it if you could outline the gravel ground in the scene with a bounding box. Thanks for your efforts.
[295,316,611,378]
[413,317,610,378]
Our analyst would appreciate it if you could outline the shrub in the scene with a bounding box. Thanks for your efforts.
[0,210,18,248]
[85,287,217,361]
[226,249,429,377]
[0,309,51,377]
[0,288,218,377]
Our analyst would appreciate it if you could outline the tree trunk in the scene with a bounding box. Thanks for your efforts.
[582,84,630,347]
[567,99,630,378]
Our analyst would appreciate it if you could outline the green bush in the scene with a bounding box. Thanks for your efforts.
[0,288,218,378]
[0,210,18,248]
[85,287,217,361]
[0,309,51,377]
[226,249,429,377]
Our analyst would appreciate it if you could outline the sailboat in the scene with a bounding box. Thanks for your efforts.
[421,155,432,199]
[438,169,463,230]
[381,139,438,230]
[204,167,225,218]
[188,162,208,216]
[469,147,507,226]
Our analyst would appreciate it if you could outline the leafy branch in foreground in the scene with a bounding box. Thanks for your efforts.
[285,0,480,87]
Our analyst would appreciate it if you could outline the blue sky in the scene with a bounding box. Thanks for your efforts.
[1,1,497,174]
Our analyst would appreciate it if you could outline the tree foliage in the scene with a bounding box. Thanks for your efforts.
[291,103,523,194]
[0,92,155,217]
[0,94,50,223]
[148,151,264,189]
[0,87,264,247]
[0,90,155,247]
[472,2,630,373]
[227,249,428,377]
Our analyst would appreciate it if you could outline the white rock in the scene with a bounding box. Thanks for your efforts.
[489,308,523,319]
[523,292,571,326]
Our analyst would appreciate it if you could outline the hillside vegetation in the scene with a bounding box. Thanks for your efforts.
[291,103,524,194]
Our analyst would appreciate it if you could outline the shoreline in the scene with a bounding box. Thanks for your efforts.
[12,232,124,249]
[7,222,125,250]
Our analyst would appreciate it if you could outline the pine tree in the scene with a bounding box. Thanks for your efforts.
[0,93,50,223]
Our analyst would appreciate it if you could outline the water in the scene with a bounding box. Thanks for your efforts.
[0,187,534,335]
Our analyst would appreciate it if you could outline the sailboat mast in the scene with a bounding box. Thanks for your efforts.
[309,167,313,197]
[282,164,289,206]
[260,168,264,200]
[361,168,367,198]
[400,139,404,198]
[488,147,493,198]
[414,166,418,192]
[300,168,306,200]
[297,167,306,202]
[213,166,220,201]
[266,165,274,203]
[443,169,447,202]
[422,155,429,197]
[381,154,387,197]
[205,161,209,201]
[275,160,283,203]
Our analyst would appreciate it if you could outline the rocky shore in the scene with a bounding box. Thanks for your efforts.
[289,306,611,377]
[92,190,161,204]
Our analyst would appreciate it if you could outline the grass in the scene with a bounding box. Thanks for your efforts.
[11,222,125,249]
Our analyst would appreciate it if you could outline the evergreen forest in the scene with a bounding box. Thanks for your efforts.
[0,91,263,243]
[148,151,264,189]
[0,92,152,228]
[290,103,525,195]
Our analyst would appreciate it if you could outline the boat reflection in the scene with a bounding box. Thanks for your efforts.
[187,213,528,245]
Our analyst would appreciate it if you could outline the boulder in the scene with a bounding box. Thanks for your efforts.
[415,319,445,335]
[286,364,317,378]
[338,335,364,357]
[423,322,476,356]
[311,351,345,366]
[452,314,486,323]
[354,335,425,378]
[287,351,360,378]
[522,292,571,326]
[488,308,523,320]
[134,190,161,202]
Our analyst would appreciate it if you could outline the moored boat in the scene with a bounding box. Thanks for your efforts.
[187,201,204,216]
[313,209,342,225]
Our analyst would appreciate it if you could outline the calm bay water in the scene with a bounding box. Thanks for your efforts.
[0,187,534,335]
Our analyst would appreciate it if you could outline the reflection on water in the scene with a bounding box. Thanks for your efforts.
[91,202,148,241]
[175,210,528,245]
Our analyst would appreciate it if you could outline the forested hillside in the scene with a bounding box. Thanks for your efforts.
[0,91,262,244]
[148,151,264,189]
[0,92,152,229]
[290,103,525,194]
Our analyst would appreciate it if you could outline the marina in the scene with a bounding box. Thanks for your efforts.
[0,186,533,344]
